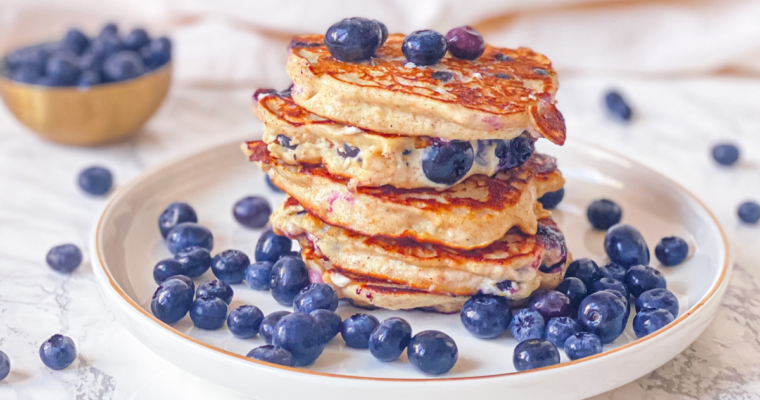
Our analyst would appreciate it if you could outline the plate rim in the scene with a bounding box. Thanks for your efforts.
[92,137,730,382]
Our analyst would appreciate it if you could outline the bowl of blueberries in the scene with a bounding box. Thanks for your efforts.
[0,23,172,146]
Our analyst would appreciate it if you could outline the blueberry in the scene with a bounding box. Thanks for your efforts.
[78,52,103,73]
[374,20,388,46]
[421,140,474,185]
[45,51,80,86]
[282,251,302,260]
[255,229,292,262]
[103,51,145,82]
[270,256,310,306]
[272,313,325,366]
[158,202,198,238]
[341,313,380,349]
[538,188,564,210]
[577,291,627,344]
[311,309,342,344]
[555,277,587,309]
[460,295,509,339]
[564,258,600,289]
[211,250,250,284]
[77,70,101,88]
[174,246,211,278]
[227,305,265,339]
[324,17,382,62]
[141,37,172,69]
[564,332,603,360]
[78,166,112,195]
[402,30,448,66]
[265,175,283,193]
[11,68,41,84]
[100,23,118,37]
[528,290,573,321]
[90,35,122,59]
[45,244,82,273]
[512,338,559,371]
[431,71,453,82]
[587,199,622,230]
[245,261,274,290]
[711,144,740,166]
[633,308,674,338]
[598,263,627,282]
[545,317,581,349]
[151,278,193,324]
[247,345,292,367]
[510,309,545,342]
[233,196,272,229]
[153,259,188,284]
[169,275,195,294]
[0,350,9,381]
[369,317,413,362]
[636,288,679,318]
[293,283,339,313]
[196,279,234,304]
[604,91,632,121]
[445,26,485,60]
[63,28,89,55]
[407,331,458,375]
[738,201,760,224]
[604,224,650,268]
[165,223,213,255]
[123,28,150,51]
[625,265,666,299]
[7,45,47,75]
[654,236,688,267]
[495,135,535,172]
[337,143,360,158]
[190,296,228,330]
[260,311,291,345]
[593,278,629,300]
[39,334,77,370]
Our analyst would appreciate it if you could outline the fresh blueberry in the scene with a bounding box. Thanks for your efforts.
[293,283,339,313]
[369,317,413,362]
[577,291,627,344]
[606,289,631,324]
[90,35,122,59]
[158,202,198,238]
[153,259,188,284]
[11,68,41,84]
[565,258,600,289]
[196,279,234,304]
[247,345,292,367]
[407,331,458,375]
[431,71,453,82]
[545,317,581,349]
[45,244,82,273]
[633,308,674,338]
[169,275,195,294]
[495,136,535,172]
[39,334,77,370]
[711,144,740,166]
[593,278,629,300]
[255,229,292,262]
[142,37,172,69]
[421,140,474,185]
[555,277,587,309]
[598,263,627,282]
[512,338,559,371]
[402,30,448,66]
[655,237,688,266]
[636,288,679,318]
[738,201,760,224]
[564,332,603,360]
[211,250,250,284]
[174,246,211,278]
[311,309,342,344]
[7,45,47,75]
[528,290,573,321]
[227,305,265,338]
[99,23,118,37]
[341,313,380,349]
[604,91,632,121]
[0,350,9,381]
[165,223,213,255]
[510,309,545,342]
[272,313,325,367]
[587,199,622,230]
[624,265,666,299]
[374,20,388,46]
[538,188,564,210]
[77,70,101,88]
[324,17,382,62]
[103,51,145,82]
[190,296,228,330]
[445,26,485,60]
[260,311,291,345]
[233,196,272,229]
[45,51,80,86]
[63,28,89,55]
[265,175,283,193]
[123,28,150,51]
[151,278,193,324]
[78,51,103,74]
[245,261,274,290]
[460,295,509,339]
[282,251,302,260]
[270,256,310,306]
[604,224,650,268]
[78,166,112,195]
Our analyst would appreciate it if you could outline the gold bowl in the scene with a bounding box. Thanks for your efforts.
[0,63,171,146]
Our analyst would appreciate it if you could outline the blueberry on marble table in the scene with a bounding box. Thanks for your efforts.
[633,308,675,338]
[369,317,413,362]
[738,201,760,224]
[233,196,272,229]
[247,345,292,367]
[190,296,228,330]
[270,256,310,306]
[555,277,588,309]
[512,339,559,371]
[407,331,458,375]
[78,166,112,195]
[0,350,10,381]
[151,278,194,324]
[625,265,666,299]
[159,202,197,238]
[587,199,622,230]
[195,279,234,304]
[460,295,509,339]
[311,309,342,345]
[341,313,380,349]
[545,317,581,349]
[165,223,213,255]
[211,250,250,284]
[593,278,629,299]
[604,224,650,268]
[272,313,325,367]
[402,30,448,66]
[153,259,188,284]
[421,140,474,185]
[39,334,77,370]
[711,143,740,166]
[445,26,485,60]
[324,17,383,62]
[604,91,632,121]
[174,246,211,278]
[636,288,679,318]
[293,283,339,313]
[538,188,565,210]
[46,244,82,273]
[227,305,265,339]
[260,311,291,345]
[564,258,600,289]
[577,291,627,344]
[510,309,545,342]
[528,290,573,321]
[655,237,689,266]
[564,332,603,360]
[245,261,274,290]
[255,229,292,263]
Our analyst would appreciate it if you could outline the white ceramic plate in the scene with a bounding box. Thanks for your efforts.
[91,137,730,400]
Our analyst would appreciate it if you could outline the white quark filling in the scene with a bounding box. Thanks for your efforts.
[330,272,351,288]
[340,126,363,135]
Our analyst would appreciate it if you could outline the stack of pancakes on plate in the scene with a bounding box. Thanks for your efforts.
[244,33,569,313]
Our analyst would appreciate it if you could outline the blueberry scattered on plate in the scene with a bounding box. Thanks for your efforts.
[598,263,626,283]
[159,202,197,238]
[165,223,214,255]
[545,317,581,349]
[39,334,77,370]
[604,224,650,268]
[633,308,674,338]
[311,309,342,345]
[738,201,760,224]
[151,277,194,324]
[538,188,565,210]
[341,313,380,349]
[255,229,292,263]
[247,345,293,367]
[324,17,383,62]
[587,199,622,230]
[0,350,9,381]
[445,26,485,60]
[227,305,265,339]
[211,249,250,284]
[153,259,188,284]
[636,288,679,318]
[293,283,339,313]
[528,290,573,321]
[512,338,559,371]
[604,91,632,121]
[233,196,272,229]
[402,30,448,66]
[711,143,740,166]
[510,309,545,342]
[564,258,601,289]
[46,244,82,273]
[196,279,234,304]
[655,236,689,266]
[625,265,666,299]
[592,278,629,299]
[174,246,211,278]
[460,295,509,339]
[245,261,274,290]
[260,311,291,345]
[555,277,588,309]
[269,256,310,306]
[78,166,113,195]
[577,291,627,344]
[369,317,413,362]
[564,332,603,360]
[190,296,228,330]
[272,313,325,367]
[407,331,458,375]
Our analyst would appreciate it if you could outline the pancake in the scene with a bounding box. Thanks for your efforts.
[247,141,564,250]
[287,34,565,143]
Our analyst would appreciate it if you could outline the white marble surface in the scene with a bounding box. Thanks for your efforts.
[0,76,759,399]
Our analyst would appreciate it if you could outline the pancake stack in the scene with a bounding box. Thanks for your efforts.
[245,33,569,313]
